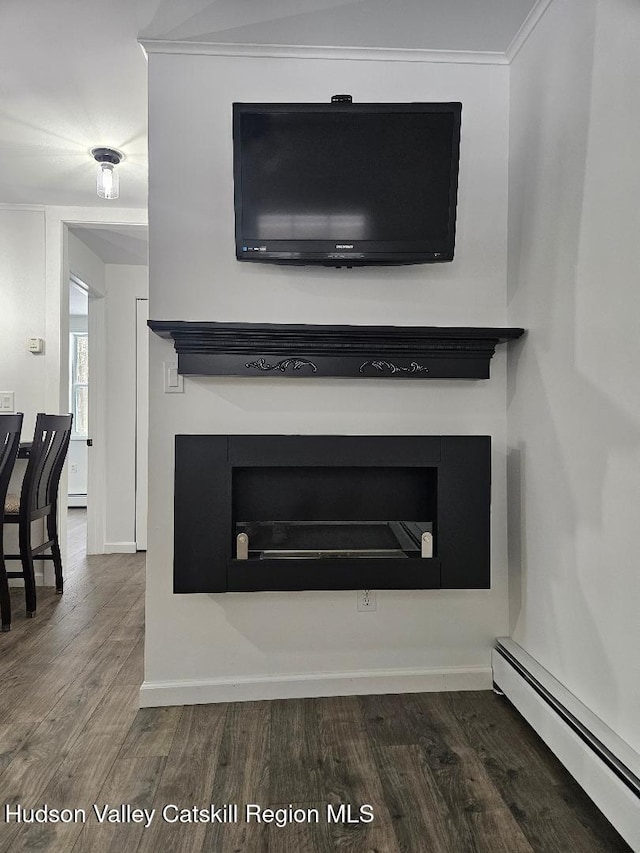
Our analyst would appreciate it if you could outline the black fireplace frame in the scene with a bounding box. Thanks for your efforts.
[174,435,491,593]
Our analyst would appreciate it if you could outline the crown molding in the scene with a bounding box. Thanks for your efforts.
[139,39,509,66]
[505,0,556,62]
[0,202,45,212]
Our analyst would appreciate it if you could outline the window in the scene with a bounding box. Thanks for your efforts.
[70,332,88,436]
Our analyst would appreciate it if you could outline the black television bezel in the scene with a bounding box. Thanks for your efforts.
[232,101,462,267]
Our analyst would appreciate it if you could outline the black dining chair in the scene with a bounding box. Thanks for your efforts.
[3,413,72,621]
[0,413,24,631]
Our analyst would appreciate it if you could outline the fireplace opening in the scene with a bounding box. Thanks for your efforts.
[234,521,433,560]
[233,466,436,560]
[174,435,490,593]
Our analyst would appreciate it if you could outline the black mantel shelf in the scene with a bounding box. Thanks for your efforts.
[148,320,524,380]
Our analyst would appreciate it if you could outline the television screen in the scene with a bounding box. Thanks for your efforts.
[233,101,461,267]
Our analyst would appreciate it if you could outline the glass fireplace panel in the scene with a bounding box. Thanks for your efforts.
[235,520,433,559]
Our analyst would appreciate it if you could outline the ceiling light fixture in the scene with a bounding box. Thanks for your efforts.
[91,147,123,200]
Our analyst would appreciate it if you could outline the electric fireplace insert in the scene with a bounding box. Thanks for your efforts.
[174,435,490,592]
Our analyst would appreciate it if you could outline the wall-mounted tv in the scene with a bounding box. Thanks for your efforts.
[232,100,462,267]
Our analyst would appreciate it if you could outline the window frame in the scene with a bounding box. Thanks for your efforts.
[69,330,89,438]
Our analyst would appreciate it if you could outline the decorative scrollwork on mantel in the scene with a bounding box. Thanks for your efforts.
[359,360,430,375]
[245,357,318,373]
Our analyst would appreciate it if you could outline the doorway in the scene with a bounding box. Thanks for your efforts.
[66,223,148,557]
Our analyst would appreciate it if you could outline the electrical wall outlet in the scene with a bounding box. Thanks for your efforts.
[357,589,377,612]
[0,392,15,412]
[70,463,78,474]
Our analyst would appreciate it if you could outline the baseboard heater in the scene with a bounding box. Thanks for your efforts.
[493,638,640,852]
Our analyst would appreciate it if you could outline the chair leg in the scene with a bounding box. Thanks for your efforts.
[47,511,64,594]
[0,543,11,631]
[19,520,37,616]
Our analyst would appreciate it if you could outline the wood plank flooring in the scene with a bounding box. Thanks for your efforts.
[0,509,631,852]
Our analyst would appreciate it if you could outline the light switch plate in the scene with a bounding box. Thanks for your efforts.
[164,361,184,393]
[0,392,15,412]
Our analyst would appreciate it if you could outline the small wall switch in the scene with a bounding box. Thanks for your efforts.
[0,392,15,412]
[27,337,44,354]
[164,361,184,393]
[357,589,377,612]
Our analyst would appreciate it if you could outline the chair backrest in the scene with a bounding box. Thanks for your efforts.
[20,413,73,517]
[0,413,23,509]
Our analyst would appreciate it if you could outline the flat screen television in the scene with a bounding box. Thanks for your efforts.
[232,100,461,267]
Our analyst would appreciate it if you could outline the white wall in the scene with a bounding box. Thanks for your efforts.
[104,264,148,550]
[0,207,46,434]
[68,231,106,297]
[507,0,640,753]
[68,439,88,498]
[0,207,47,576]
[144,52,511,701]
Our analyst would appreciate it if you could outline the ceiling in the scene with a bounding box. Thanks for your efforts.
[70,224,149,266]
[0,0,161,208]
[142,0,539,54]
[0,0,540,210]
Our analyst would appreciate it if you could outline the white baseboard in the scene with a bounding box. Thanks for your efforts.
[139,664,492,708]
[493,638,640,852]
[103,541,137,554]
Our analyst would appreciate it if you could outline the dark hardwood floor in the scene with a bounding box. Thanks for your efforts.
[0,509,630,852]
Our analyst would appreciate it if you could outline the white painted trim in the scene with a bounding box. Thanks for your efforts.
[44,212,70,585]
[139,39,508,66]
[493,640,640,851]
[505,0,556,63]
[67,494,87,508]
[139,665,492,707]
[0,202,45,212]
[104,541,137,554]
[86,290,107,555]
[135,299,149,551]
[45,206,148,224]
[496,639,640,775]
